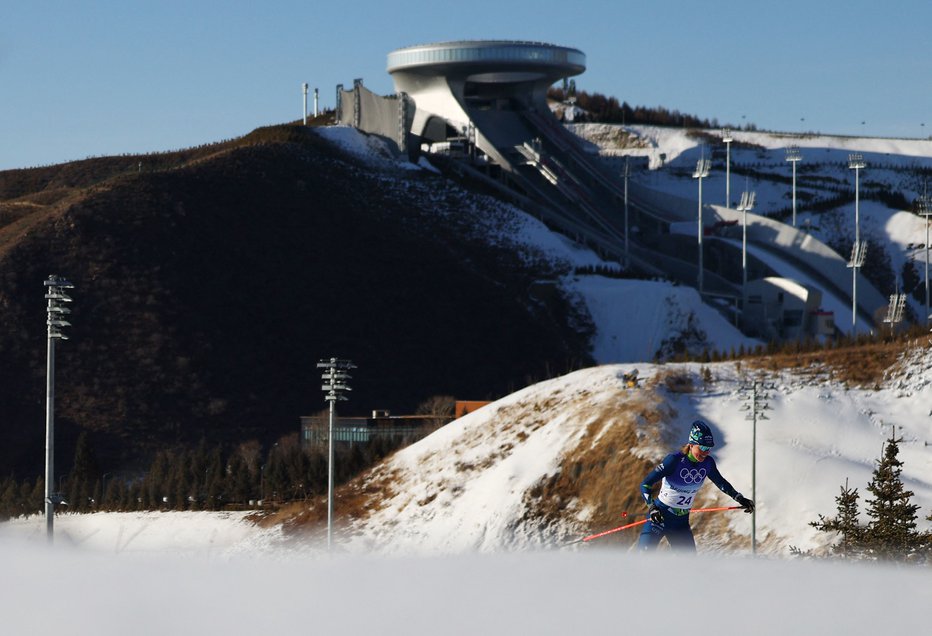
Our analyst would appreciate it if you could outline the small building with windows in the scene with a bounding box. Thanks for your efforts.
[301,410,443,448]
[743,277,835,341]
[300,401,489,449]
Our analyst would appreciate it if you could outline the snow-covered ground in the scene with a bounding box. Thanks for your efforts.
[3,351,932,633]
[1,534,928,634]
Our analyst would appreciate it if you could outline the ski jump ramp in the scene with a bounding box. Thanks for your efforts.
[335,40,887,337]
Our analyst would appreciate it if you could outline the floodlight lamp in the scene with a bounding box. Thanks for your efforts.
[692,159,710,178]
[44,275,73,289]
[848,154,866,169]
[918,196,932,217]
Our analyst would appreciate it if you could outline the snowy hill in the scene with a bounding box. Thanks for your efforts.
[3,347,931,634]
[319,125,762,363]
[319,123,932,363]
[7,343,930,557]
[570,123,932,325]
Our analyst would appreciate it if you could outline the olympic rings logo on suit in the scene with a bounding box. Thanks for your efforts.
[679,468,707,484]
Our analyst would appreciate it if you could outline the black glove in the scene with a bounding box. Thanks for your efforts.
[735,495,755,514]
[648,504,664,526]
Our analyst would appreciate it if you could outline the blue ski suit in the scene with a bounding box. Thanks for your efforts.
[637,450,742,552]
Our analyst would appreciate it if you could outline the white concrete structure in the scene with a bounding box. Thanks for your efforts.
[743,277,833,340]
[387,41,584,161]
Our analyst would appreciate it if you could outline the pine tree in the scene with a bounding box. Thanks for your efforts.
[146,451,170,509]
[809,479,865,558]
[863,433,922,561]
[205,445,224,510]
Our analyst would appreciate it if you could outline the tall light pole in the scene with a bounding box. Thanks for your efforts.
[848,154,866,248]
[882,292,907,333]
[317,357,355,550]
[44,275,74,543]
[302,83,309,125]
[623,157,630,268]
[848,154,867,333]
[693,157,711,294]
[722,129,733,209]
[919,194,931,326]
[737,190,757,295]
[785,146,802,226]
[847,241,868,332]
[740,378,772,556]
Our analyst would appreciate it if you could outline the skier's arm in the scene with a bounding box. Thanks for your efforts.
[706,458,742,501]
[639,453,677,506]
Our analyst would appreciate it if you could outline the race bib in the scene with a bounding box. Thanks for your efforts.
[657,466,707,509]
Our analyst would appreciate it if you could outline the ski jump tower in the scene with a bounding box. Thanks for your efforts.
[386,41,585,165]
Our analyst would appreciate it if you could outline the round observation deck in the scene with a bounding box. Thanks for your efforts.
[387,40,585,82]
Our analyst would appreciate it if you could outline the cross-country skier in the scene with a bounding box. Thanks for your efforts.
[637,420,754,552]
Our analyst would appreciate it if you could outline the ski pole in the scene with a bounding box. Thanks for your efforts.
[610,506,739,520]
[568,505,744,546]
[577,518,648,543]
[692,505,742,513]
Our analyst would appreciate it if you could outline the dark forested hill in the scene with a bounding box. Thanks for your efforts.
[0,125,593,478]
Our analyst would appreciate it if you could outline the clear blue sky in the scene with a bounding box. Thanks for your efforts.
[2,0,929,170]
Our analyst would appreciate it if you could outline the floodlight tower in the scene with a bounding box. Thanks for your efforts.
[317,357,355,550]
[44,275,74,543]
[785,146,802,226]
[693,157,711,293]
[302,83,309,125]
[919,194,932,326]
[847,241,868,332]
[848,154,867,333]
[623,157,630,268]
[736,190,757,294]
[740,378,772,556]
[883,292,907,332]
[722,129,733,208]
[848,154,866,247]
